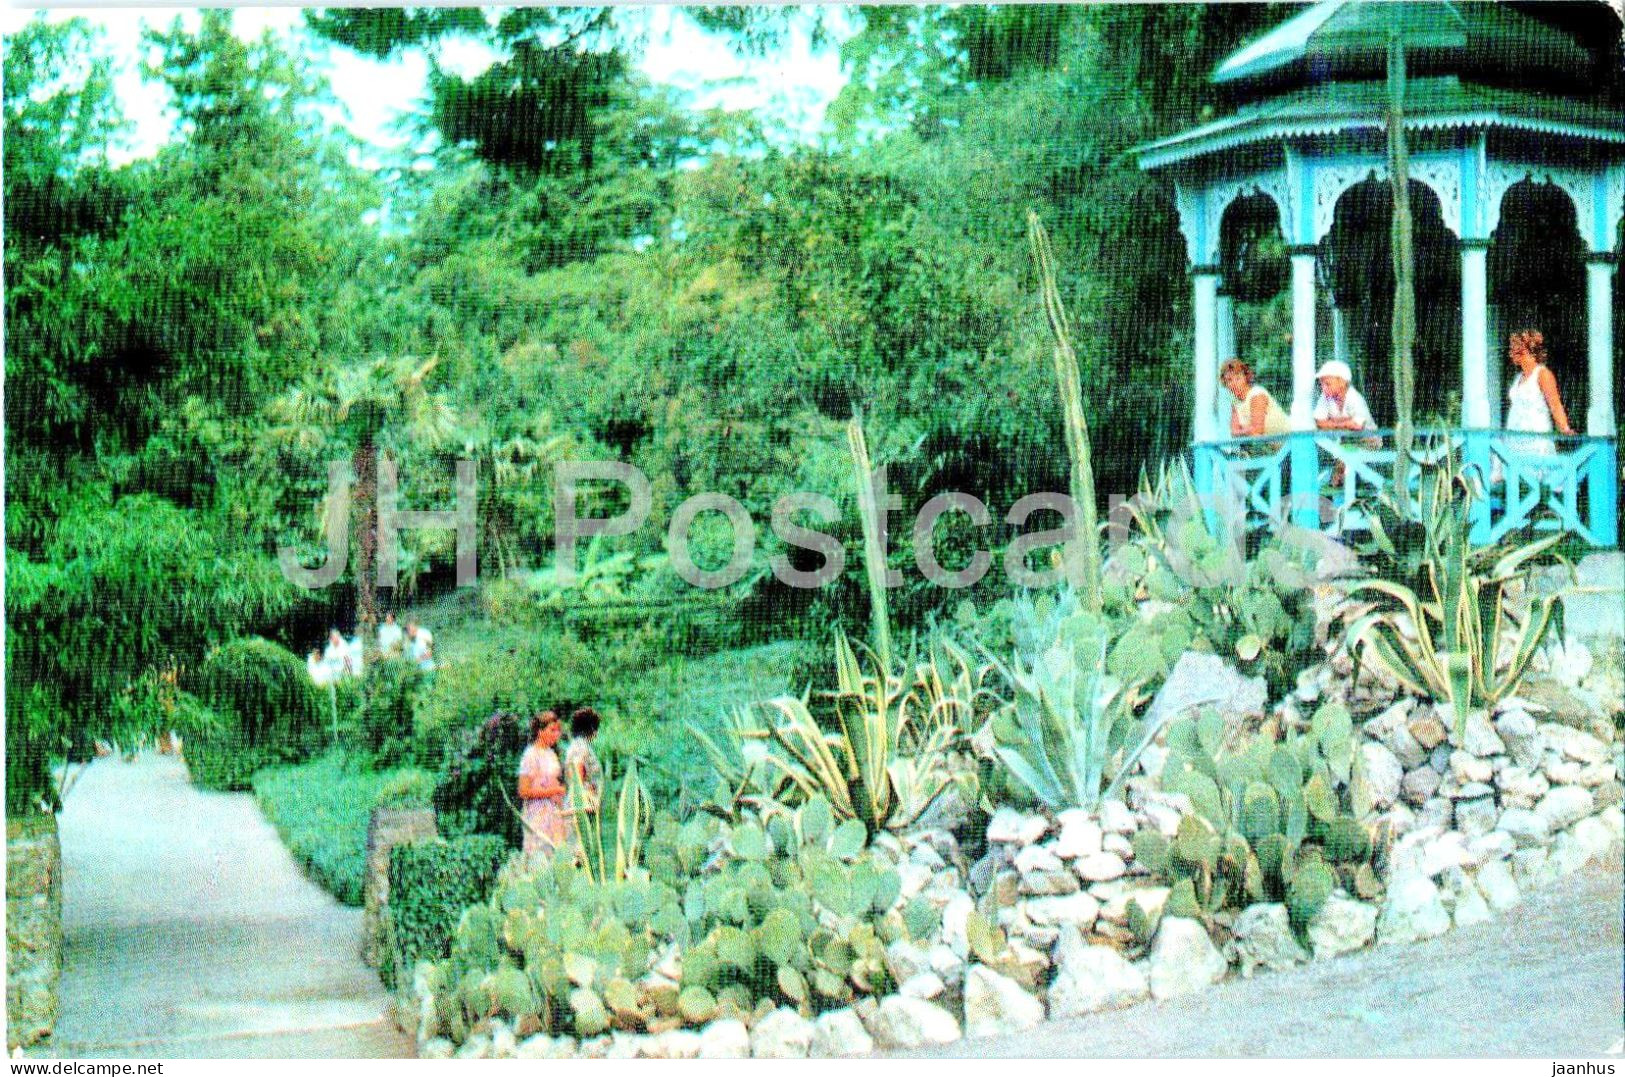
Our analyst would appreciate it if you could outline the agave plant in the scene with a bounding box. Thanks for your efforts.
[721,633,978,835]
[981,609,1215,811]
[1342,456,1566,737]
[570,758,653,886]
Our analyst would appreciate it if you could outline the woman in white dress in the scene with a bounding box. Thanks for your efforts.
[1505,329,1575,457]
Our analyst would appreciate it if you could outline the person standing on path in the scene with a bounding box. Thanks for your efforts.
[518,711,568,859]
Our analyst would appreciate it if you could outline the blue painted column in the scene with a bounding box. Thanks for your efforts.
[1287,245,1320,529]
[1585,253,1618,547]
[1461,238,1494,542]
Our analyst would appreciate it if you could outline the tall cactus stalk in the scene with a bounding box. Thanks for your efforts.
[1387,32,1417,513]
[1027,211,1102,612]
[847,412,894,668]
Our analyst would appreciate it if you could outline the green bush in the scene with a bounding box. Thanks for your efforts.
[253,750,431,905]
[357,657,426,767]
[374,766,436,810]
[189,637,325,790]
[383,834,508,991]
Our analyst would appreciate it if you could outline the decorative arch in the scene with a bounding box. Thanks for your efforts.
[1174,170,1289,265]
[1486,163,1594,248]
[1311,155,1463,244]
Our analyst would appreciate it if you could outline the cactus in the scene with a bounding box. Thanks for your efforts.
[570,987,610,1037]
[1285,856,1336,933]
[1165,877,1203,920]
[678,985,717,1024]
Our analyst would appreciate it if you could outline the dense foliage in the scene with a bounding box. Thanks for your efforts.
[189,637,326,790]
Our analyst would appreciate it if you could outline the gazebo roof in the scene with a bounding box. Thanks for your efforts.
[1211,0,1595,91]
[1137,0,1625,171]
[1138,75,1625,170]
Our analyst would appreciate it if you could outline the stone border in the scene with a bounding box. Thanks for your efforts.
[6,815,63,1050]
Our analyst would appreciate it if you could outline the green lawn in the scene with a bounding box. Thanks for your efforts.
[253,750,432,905]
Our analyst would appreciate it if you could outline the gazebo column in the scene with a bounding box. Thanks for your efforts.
[1586,254,1617,437]
[1287,245,1320,528]
[1192,266,1222,443]
[1586,252,1617,546]
[1459,239,1492,429]
[1216,287,1236,367]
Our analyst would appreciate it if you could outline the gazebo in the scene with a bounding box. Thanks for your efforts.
[1136,0,1623,547]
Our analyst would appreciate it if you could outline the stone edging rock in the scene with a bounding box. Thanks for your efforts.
[6,815,63,1050]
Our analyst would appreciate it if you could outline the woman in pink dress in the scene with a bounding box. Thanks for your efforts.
[517,711,568,858]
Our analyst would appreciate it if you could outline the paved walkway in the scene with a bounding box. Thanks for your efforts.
[907,851,1625,1058]
[35,754,410,1059]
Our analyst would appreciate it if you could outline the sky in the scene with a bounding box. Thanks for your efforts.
[0,3,852,167]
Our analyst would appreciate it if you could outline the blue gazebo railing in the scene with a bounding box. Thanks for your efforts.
[1192,429,1620,547]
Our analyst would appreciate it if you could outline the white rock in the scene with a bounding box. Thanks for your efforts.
[605,1033,646,1059]
[455,1036,492,1060]
[1541,723,1608,765]
[987,807,1048,846]
[1602,806,1625,845]
[1465,830,1515,866]
[1090,881,1170,925]
[1147,917,1227,1000]
[1546,815,1615,878]
[1455,797,1498,839]
[697,1019,751,1059]
[644,1030,701,1059]
[1230,903,1309,976]
[421,1039,455,1060]
[1102,833,1135,859]
[1098,799,1137,835]
[1495,765,1549,802]
[1307,895,1377,959]
[941,891,975,958]
[1047,926,1150,1017]
[1576,762,1618,788]
[576,1037,611,1060]
[1014,844,1062,875]
[1545,758,1585,786]
[1361,742,1404,809]
[964,964,1045,1039]
[1455,712,1506,758]
[1451,878,1492,928]
[1018,869,1080,897]
[1450,750,1494,785]
[927,944,964,989]
[1383,720,1430,769]
[884,939,932,984]
[1378,876,1451,945]
[1494,710,1542,767]
[899,972,946,1000]
[1075,852,1128,883]
[1141,802,1183,837]
[1022,891,1101,929]
[1511,846,1549,884]
[1534,786,1594,831]
[1497,807,1551,847]
[750,1007,814,1059]
[1401,766,1442,806]
[870,996,961,1049]
[491,1023,518,1059]
[1417,797,1453,830]
[1053,810,1104,859]
[896,861,932,900]
[1474,858,1521,911]
[810,1009,873,1058]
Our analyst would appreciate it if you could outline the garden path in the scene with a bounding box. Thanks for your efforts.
[905,850,1624,1058]
[36,753,410,1059]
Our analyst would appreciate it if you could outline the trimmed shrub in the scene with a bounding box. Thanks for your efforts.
[253,750,431,905]
[357,657,425,767]
[189,637,325,790]
[382,835,508,991]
